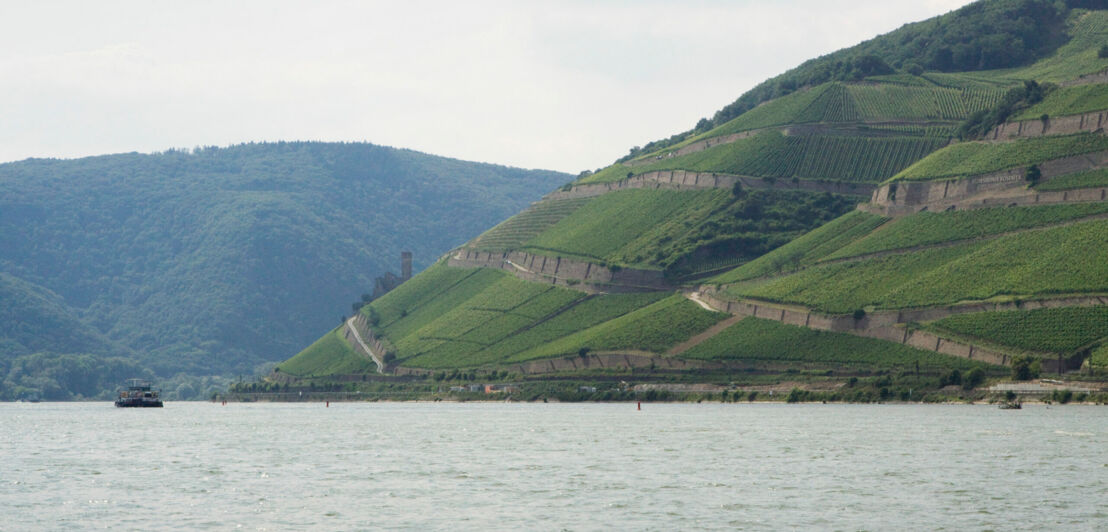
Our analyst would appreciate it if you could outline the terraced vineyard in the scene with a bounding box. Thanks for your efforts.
[1035,168,1108,191]
[826,203,1108,260]
[924,306,1108,355]
[390,274,579,363]
[363,264,696,368]
[847,84,1006,121]
[511,188,855,273]
[892,133,1108,181]
[681,317,988,370]
[277,328,370,377]
[509,294,727,362]
[711,210,887,283]
[471,197,592,251]
[522,189,725,264]
[278,3,1108,392]
[726,218,1108,313]
[867,125,958,138]
[1013,83,1108,120]
[682,84,837,141]
[588,132,948,185]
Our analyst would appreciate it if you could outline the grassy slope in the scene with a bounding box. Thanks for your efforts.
[278,327,372,377]
[681,317,988,370]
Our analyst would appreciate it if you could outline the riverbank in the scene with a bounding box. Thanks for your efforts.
[222,376,1108,405]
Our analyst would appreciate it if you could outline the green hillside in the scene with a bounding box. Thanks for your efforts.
[477,188,855,276]
[891,132,1108,181]
[0,143,568,400]
[273,0,1108,402]
[726,218,1108,313]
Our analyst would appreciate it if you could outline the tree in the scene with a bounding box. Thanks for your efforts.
[731,181,745,198]
[1011,355,1040,381]
[1099,44,1108,59]
[1025,164,1041,184]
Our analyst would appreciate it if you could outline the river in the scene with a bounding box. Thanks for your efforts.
[2,402,1105,530]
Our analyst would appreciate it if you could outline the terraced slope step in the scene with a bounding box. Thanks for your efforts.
[867,149,1108,216]
[448,248,671,293]
[692,288,1107,372]
[547,170,873,201]
[989,109,1107,140]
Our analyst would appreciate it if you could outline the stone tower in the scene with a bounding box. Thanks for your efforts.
[401,251,412,281]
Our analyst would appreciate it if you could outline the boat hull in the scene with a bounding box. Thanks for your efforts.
[114,399,163,408]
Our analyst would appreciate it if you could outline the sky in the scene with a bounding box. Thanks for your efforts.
[0,0,975,173]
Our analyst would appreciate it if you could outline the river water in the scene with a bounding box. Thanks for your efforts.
[2,402,1105,530]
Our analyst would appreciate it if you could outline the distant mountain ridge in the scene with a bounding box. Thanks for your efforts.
[0,142,569,399]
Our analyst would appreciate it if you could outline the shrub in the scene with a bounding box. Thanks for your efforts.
[786,388,804,403]
[1025,164,1041,184]
[1099,44,1108,59]
[962,368,985,390]
[1011,355,1040,381]
[1052,389,1073,404]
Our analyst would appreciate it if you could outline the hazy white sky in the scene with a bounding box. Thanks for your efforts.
[0,0,974,173]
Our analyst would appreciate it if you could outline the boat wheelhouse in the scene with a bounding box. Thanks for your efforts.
[115,379,164,408]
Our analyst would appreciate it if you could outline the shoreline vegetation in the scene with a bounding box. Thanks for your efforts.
[222,375,1108,406]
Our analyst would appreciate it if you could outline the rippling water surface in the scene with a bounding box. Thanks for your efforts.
[2,402,1106,530]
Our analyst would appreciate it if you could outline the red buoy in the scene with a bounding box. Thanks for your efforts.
[326,401,330,407]
[637,401,641,411]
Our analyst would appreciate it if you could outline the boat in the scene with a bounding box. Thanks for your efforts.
[115,379,164,407]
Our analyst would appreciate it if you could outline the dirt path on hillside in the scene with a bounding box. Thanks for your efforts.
[345,316,384,372]
[667,314,743,356]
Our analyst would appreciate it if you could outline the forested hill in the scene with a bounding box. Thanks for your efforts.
[0,142,568,399]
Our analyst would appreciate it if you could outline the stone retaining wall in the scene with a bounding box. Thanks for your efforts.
[866,149,1108,216]
[1060,68,1108,87]
[448,248,671,293]
[697,288,1106,370]
[501,352,722,375]
[547,170,873,201]
[989,110,1107,140]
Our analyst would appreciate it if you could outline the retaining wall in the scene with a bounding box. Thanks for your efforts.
[501,352,722,375]
[546,170,873,201]
[448,248,671,292]
[1059,68,1108,87]
[697,288,1107,369]
[866,149,1108,216]
[989,110,1107,140]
